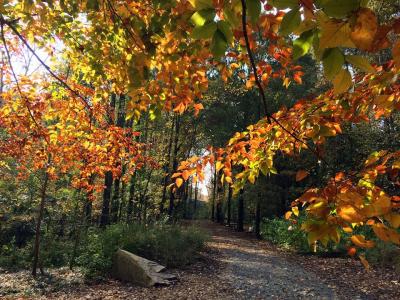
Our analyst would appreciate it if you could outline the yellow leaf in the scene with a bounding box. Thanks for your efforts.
[332,68,352,94]
[292,206,299,216]
[296,169,309,181]
[338,205,363,223]
[319,18,355,50]
[350,235,375,248]
[176,178,183,188]
[384,213,400,229]
[216,161,223,171]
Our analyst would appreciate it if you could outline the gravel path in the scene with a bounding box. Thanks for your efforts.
[2,221,399,299]
[207,223,338,300]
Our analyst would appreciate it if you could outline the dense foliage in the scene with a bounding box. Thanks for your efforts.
[0,0,399,278]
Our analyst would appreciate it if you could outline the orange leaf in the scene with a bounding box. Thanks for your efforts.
[182,170,190,181]
[338,205,363,223]
[285,211,292,219]
[350,235,375,248]
[350,8,378,51]
[296,169,309,182]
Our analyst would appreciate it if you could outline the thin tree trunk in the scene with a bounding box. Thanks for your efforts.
[100,171,113,227]
[32,170,49,276]
[110,178,120,223]
[126,173,136,223]
[194,181,198,214]
[255,194,261,239]
[227,185,232,226]
[237,189,244,232]
[160,116,175,214]
[168,115,180,217]
[211,166,217,221]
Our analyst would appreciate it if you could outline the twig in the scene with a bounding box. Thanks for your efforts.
[0,16,92,112]
[0,23,44,135]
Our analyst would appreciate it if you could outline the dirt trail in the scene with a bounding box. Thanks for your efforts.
[2,221,399,299]
[202,221,338,299]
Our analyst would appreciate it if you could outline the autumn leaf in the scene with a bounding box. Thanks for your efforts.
[176,178,184,188]
[350,235,375,248]
[318,18,355,50]
[350,8,378,51]
[296,169,309,181]
[332,68,352,94]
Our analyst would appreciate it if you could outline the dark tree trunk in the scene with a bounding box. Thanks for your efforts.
[255,195,261,239]
[110,178,120,223]
[211,166,217,221]
[168,115,180,217]
[100,171,113,227]
[160,115,175,214]
[32,170,49,276]
[194,181,198,214]
[126,173,135,223]
[227,185,232,226]
[237,189,244,232]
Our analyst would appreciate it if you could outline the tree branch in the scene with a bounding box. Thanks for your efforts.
[0,16,92,112]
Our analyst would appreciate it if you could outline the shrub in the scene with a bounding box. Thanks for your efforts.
[261,217,311,253]
[77,223,209,280]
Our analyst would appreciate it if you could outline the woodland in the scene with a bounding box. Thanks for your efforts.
[0,0,400,299]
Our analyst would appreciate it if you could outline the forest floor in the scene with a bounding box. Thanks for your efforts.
[1,221,400,299]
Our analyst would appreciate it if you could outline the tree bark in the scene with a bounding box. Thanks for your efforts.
[211,166,217,221]
[100,171,113,227]
[160,115,175,214]
[32,170,49,276]
[227,185,232,226]
[237,189,244,232]
[168,115,180,217]
[255,194,261,239]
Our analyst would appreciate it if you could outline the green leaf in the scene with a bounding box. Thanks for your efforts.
[189,0,213,10]
[279,8,301,36]
[316,0,360,18]
[345,55,376,73]
[192,22,217,39]
[269,0,298,9]
[322,48,344,80]
[247,0,261,24]
[190,9,215,26]
[211,30,228,58]
[293,30,314,60]
[217,20,233,44]
[332,68,352,94]
[223,7,240,27]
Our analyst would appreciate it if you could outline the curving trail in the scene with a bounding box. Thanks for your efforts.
[205,222,338,300]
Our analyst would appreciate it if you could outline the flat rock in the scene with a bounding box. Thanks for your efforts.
[111,249,176,287]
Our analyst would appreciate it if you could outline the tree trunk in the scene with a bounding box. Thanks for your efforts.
[255,195,261,239]
[237,189,244,232]
[126,173,136,223]
[227,185,232,226]
[168,115,180,217]
[110,178,120,223]
[32,170,49,276]
[100,171,113,227]
[194,181,198,215]
[211,166,217,221]
[160,115,175,214]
